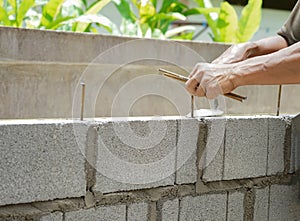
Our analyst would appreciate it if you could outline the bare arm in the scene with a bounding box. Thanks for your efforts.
[186,40,300,99]
[212,36,288,64]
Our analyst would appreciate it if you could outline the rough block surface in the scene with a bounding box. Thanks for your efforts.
[223,117,268,180]
[176,118,200,184]
[267,117,286,175]
[227,191,244,221]
[64,205,126,221]
[94,119,176,193]
[292,114,300,173]
[179,194,227,220]
[253,187,269,221]
[127,202,148,221]
[269,184,300,220]
[202,118,226,182]
[161,199,179,221]
[0,122,86,206]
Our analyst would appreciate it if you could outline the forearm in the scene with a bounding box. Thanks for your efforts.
[247,35,288,57]
[213,36,288,64]
[232,41,300,87]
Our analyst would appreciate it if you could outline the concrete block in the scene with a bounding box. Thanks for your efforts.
[64,205,126,221]
[223,117,268,180]
[269,184,300,221]
[253,187,269,221]
[227,191,244,221]
[39,212,63,221]
[161,199,179,221]
[292,114,300,173]
[176,118,200,184]
[94,119,176,193]
[0,121,87,206]
[127,202,149,221]
[179,194,227,220]
[201,118,226,182]
[267,117,286,175]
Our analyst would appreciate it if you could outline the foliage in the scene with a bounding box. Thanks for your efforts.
[0,0,115,33]
[194,0,262,43]
[0,0,263,42]
[112,0,196,39]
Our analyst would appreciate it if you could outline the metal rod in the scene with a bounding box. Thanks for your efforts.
[276,85,282,116]
[191,95,194,118]
[80,82,85,121]
[159,68,247,102]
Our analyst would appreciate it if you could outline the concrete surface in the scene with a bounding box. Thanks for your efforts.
[253,187,269,221]
[39,212,63,221]
[1,27,300,119]
[267,118,286,175]
[227,192,245,221]
[0,121,86,206]
[64,205,126,221]
[175,118,200,184]
[93,119,176,193]
[161,199,179,221]
[127,202,149,221]
[269,184,300,221]
[223,117,268,180]
[179,194,227,220]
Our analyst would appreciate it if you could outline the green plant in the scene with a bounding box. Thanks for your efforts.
[0,0,115,33]
[193,0,262,43]
[112,0,196,40]
[0,0,35,27]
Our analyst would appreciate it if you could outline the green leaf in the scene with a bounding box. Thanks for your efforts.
[46,16,74,29]
[237,0,262,42]
[0,0,3,7]
[159,0,178,13]
[184,7,219,16]
[40,0,65,27]
[165,25,195,38]
[112,0,136,23]
[7,0,16,8]
[74,0,111,32]
[0,6,11,25]
[216,1,238,43]
[74,14,115,32]
[17,0,35,27]
[194,0,219,41]
[85,0,110,14]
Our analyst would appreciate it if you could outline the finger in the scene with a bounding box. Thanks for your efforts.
[188,63,200,78]
[185,78,200,96]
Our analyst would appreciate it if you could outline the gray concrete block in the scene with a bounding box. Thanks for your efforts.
[65,205,126,221]
[176,118,200,184]
[253,187,269,221]
[127,202,149,221]
[179,194,227,220]
[39,212,63,221]
[223,117,268,180]
[161,199,179,221]
[94,119,176,193]
[267,117,286,175]
[269,184,300,221]
[227,192,244,221]
[292,114,300,173]
[202,118,226,182]
[0,121,87,206]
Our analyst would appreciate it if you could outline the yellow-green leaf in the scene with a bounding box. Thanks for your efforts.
[17,0,35,27]
[40,0,65,27]
[85,0,111,14]
[237,0,262,42]
[216,1,238,43]
[0,6,11,25]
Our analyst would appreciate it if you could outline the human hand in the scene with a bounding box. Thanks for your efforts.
[212,42,256,64]
[185,63,237,99]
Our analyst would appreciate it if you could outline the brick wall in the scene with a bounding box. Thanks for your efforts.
[0,115,299,220]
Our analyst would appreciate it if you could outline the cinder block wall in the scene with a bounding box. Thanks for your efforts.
[0,115,299,220]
